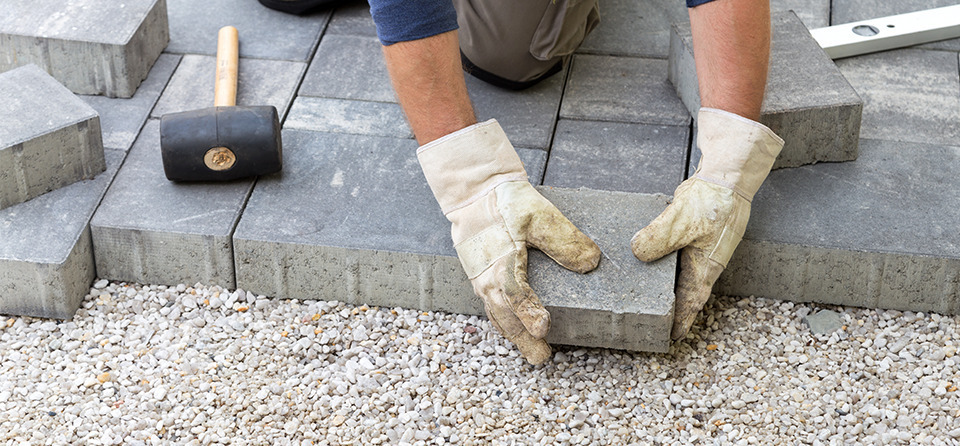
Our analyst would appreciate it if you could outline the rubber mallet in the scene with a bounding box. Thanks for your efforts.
[160,26,282,182]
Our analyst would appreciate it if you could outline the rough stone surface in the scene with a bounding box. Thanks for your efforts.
[831,0,960,51]
[233,130,673,352]
[803,309,843,335]
[0,65,106,210]
[544,119,689,195]
[164,0,329,61]
[0,149,123,319]
[0,0,169,98]
[716,138,960,316]
[90,121,252,289]
[81,54,180,151]
[151,55,305,119]
[669,11,863,169]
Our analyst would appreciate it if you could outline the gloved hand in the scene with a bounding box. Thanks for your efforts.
[631,108,784,340]
[418,119,601,364]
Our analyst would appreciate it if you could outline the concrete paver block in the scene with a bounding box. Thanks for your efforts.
[285,97,413,139]
[561,55,691,126]
[831,0,960,52]
[669,11,863,169]
[326,0,377,37]
[234,130,674,352]
[0,65,106,210]
[164,0,329,61]
[90,121,253,289]
[151,55,305,120]
[835,49,960,148]
[81,54,180,151]
[544,119,689,195]
[0,0,169,98]
[0,149,124,319]
[716,138,960,316]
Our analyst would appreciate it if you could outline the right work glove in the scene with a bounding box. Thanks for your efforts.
[418,120,602,364]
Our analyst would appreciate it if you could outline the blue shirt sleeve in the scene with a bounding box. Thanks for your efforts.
[367,0,460,45]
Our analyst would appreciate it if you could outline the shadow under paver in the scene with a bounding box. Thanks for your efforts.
[835,48,960,148]
[1,65,106,210]
[81,54,180,151]
[164,0,329,61]
[234,130,674,352]
[544,119,689,195]
[0,0,169,98]
[0,149,124,319]
[716,138,960,316]
[831,0,960,52]
[90,121,252,289]
[670,11,863,169]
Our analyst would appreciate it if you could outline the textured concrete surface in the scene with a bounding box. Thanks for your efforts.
[831,0,960,51]
[81,54,180,151]
[285,97,412,138]
[0,0,169,98]
[0,149,123,319]
[0,65,106,210]
[151,55,305,119]
[164,0,329,61]
[233,130,673,351]
[716,138,960,316]
[299,35,394,102]
[326,0,377,37]
[90,121,252,289]
[544,119,689,195]
[669,11,863,169]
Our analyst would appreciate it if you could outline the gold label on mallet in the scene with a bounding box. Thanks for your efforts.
[204,147,236,171]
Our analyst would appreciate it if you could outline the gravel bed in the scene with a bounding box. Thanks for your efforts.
[1,281,959,445]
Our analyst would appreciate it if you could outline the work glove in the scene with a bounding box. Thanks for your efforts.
[631,108,784,340]
[418,120,601,364]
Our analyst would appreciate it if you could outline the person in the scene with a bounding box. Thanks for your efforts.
[265,0,785,364]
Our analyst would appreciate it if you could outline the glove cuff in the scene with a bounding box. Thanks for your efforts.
[694,108,785,201]
[417,119,528,215]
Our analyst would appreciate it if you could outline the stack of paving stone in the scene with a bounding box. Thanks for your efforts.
[0,0,169,318]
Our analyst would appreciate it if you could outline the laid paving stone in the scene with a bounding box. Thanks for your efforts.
[90,121,253,289]
[715,138,960,316]
[561,55,690,126]
[151,55,305,120]
[81,54,180,151]
[0,0,168,97]
[831,0,960,51]
[326,0,377,37]
[234,130,673,352]
[164,0,329,61]
[835,49,960,148]
[670,11,863,169]
[0,149,124,319]
[285,97,412,138]
[299,35,395,102]
[0,65,106,210]
[544,119,689,195]
[803,310,843,335]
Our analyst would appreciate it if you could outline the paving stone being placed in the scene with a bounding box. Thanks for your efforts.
[669,11,863,169]
[164,0,329,61]
[0,150,124,319]
[831,0,960,52]
[0,65,106,210]
[715,138,960,316]
[234,130,674,352]
[81,54,180,151]
[152,55,305,120]
[90,121,253,289]
[0,0,169,98]
[835,49,960,148]
[560,55,691,127]
[544,119,689,195]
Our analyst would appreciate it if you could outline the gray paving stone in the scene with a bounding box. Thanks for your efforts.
[326,0,377,37]
[544,119,689,195]
[90,121,253,289]
[670,11,863,169]
[299,35,395,102]
[561,55,691,126]
[835,49,960,147]
[233,130,674,352]
[831,0,960,52]
[151,55,305,120]
[0,65,106,210]
[772,0,831,28]
[164,0,329,61]
[715,138,960,316]
[0,0,169,98]
[81,54,180,151]
[0,149,124,319]
[285,97,413,138]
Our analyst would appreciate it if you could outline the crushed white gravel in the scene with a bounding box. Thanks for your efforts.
[1,280,959,445]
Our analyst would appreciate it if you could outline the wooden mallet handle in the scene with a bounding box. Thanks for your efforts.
[214,26,239,107]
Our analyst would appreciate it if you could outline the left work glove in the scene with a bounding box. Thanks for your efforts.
[631,108,784,340]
